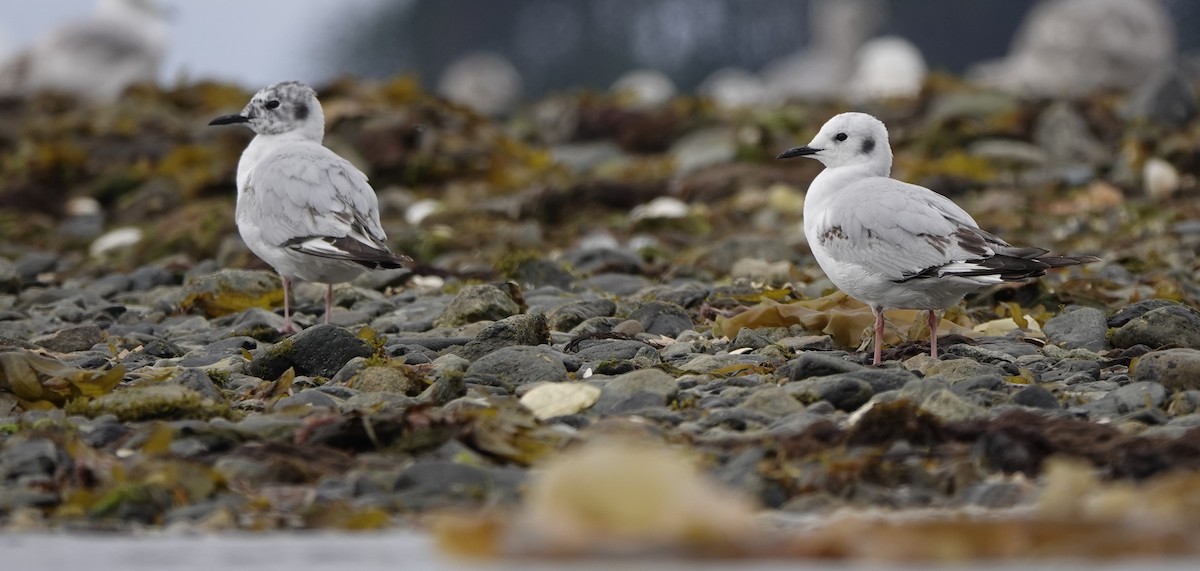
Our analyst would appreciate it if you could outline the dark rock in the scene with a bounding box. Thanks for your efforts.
[1111,303,1200,350]
[786,374,873,411]
[433,284,520,328]
[178,337,258,368]
[129,265,176,291]
[582,273,651,296]
[32,325,104,353]
[14,251,57,281]
[173,368,227,402]
[731,327,773,351]
[392,461,526,509]
[1108,381,1167,413]
[142,339,184,358]
[737,386,805,417]
[547,299,616,332]
[0,438,71,482]
[572,339,659,364]
[248,324,372,379]
[594,368,677,414]
[783,353,864,381]
[562,247,643,275]
[628,301,692,337]
[464,345,569,388]
[511,258,575,290]
[1012,385,1061,409]
[638,282,710,309]
[951,374,1006,395]
[0,258,19,293]
[1041,307,1104,352]
[456,313,550,361]
[1131,348,1200,391]
[1108,299,1182,328]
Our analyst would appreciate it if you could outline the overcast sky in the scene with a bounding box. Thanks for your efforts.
[0,0,395,88]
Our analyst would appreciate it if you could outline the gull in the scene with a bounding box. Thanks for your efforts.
[209,81,413,333]
[778,112,1098,365]
[0,0,169,103]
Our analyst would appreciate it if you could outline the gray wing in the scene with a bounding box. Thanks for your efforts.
[815,177,1048,283]
[245,145,412,268]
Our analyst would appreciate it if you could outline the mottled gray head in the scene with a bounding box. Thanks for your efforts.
[208,81,324,139]
[776,112,892,174]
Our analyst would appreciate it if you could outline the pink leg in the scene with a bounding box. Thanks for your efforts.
[928,310,940,359]
[281,276,296,334]
[872,306,885,366]
[325,284,334,325]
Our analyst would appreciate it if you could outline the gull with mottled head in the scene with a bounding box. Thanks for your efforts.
[210,81,413,333]
[778,112,1098,365]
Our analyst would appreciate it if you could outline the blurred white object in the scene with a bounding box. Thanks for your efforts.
[630,197,689,221]
[847,36,927,101]
[969,0,1174,98]
[761,0,885,102]
[0,0,169,103]
[89,227,143,258]
[611,68,676,108]
[698,67,768,109]
[1143,157,1180,200]
[436,51,522,116]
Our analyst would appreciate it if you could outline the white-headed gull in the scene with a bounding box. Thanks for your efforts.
[778,112,1098,364]
[209,81,413,333]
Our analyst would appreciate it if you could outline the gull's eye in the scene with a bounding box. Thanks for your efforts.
[834,132,848,142]
[265,100,281,110]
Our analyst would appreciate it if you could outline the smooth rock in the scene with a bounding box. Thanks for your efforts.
[785,375,873,412]
[1011,385,1061,409]
[547,299,616,332]
[1132,348,1200,391]
[593,368,678,414]
[1112,303,1200,350]
[248,324,372,379]
[456,313,550,361]
[1042,307,1108,351]
[434,284,520,328]
[628,301,692,337]
[738,386,805,417]
[31,325,104,353]
[464,345,569,388]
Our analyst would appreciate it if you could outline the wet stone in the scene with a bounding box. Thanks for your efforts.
[1041,307,1104,352]
[248,324,372,379]
[782,352,865,380]
[737,386,805,417]
[547,299,616,332]
[785,374,873,411]
[1131,348,1200,391]
[456,313,550,361]
[628,300,692,337]
[1012,384,1061,409]
[31,324,104,353]
[593,368,678,415]
[1111,303,1200,350]
[464,345,569,388]
[433,284,521,328]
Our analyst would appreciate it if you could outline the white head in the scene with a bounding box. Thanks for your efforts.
[208,81,325,141]
[777,112,892,175]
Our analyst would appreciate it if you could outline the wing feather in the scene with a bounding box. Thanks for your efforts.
[241,143,412,268]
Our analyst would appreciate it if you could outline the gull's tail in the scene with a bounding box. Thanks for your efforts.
[898,250,1100,284]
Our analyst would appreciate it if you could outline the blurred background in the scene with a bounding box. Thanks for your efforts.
[2,0,1199,106]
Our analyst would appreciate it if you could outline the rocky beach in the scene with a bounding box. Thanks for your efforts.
[2,70,1200,562]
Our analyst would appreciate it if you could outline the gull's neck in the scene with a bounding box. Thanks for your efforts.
[807,159,889,203]
[236,130,321,195]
